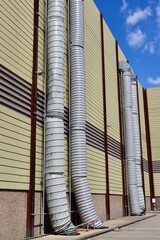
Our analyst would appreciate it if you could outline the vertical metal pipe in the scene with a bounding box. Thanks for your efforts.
[70,1,105,228]
[115,40,128,216]
[68,0,72,217]
[119,61,141,216]
[131,76,145,213]
[143,88,155,210]
[136,83,146,208]
[26,0,39,237]
[45,0,76,235]
[100,13,110,220]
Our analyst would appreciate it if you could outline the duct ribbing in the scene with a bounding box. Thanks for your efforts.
[131,76,145,213]
[119,62,141,216]
[70,0,105,228]
[45,0,76,234]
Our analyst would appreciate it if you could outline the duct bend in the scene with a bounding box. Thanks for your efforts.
[45,0,77,235]
[131,75,146,214]
[70,0,105,228]
[119,61,141,216]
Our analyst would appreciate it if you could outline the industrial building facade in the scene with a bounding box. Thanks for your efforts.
[0,0,160,239]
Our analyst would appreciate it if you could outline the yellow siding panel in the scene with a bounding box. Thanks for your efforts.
[1,0,33,83]
[108,155,123,195]
[103,22,120,142]
[1,0,45,92]
[37,0,45,93]
[0,106,31,190]
[35,124,44,191]
[87,145,106,194]
[144,172,150,196]
[84,0,104,132]
[138,83,150,195]
[154,173,160,196]
[138,83,148,159]
[118,46,127,62]
[147,87,160,161]
[147,87,160,198]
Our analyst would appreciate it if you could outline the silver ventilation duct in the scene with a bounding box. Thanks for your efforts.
[131,75,145,214]
[119,61,141,216]
[70,0,105,228]
[45,0,77,235]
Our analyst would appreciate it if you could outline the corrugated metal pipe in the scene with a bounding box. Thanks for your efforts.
[131,74,146,214]
[45,0,77,235]
[70,0,105,228]
[119,61,141,216]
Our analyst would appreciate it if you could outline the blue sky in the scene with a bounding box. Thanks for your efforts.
[94,0,160,88]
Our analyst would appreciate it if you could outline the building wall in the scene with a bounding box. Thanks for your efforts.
[138,83,150,197]
[84,0,106,195]
[0,0,45,191]
[0,0,159,238]
[0,0,45,239]
[103,22,122,196]
[147,87,160,205]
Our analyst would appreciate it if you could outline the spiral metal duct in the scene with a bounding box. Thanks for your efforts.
[119,62,141,216]
[70,0,105,228]
[131,75,145,213]
[45,0,76,234]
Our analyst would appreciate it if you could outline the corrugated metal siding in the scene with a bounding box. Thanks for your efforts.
[0,106,30,190]
[84,0,104,132]
[84,0,106,194]
[118,46,126,62]
[103,23,120,142]
[144,172,150,196]
[138,83,150,196]
[147,87,160,196]
[1,0,33,83]
[87,145,106,194]
[1,0,45,92]
[37,0,45,92]
[35,124,44,191]
[0,1,45,191]
[108,156,122,195]
[103,23,122,194]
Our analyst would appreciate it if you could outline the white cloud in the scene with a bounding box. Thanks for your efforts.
[121,0,128,12]
[148,42,155,53]
[143,42,155,54]
[127,28,146,48]
[126,7,152,25]
[148,76,160,85]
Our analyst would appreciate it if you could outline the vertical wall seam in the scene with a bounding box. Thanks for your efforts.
[143,88,155,209]
[100,13,110,220]
[115,40,127,216]
[26,0,39,237]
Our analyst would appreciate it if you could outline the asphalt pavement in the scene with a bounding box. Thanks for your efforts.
[87,213,160,240]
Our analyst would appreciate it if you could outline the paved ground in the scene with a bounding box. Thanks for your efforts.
[33,213,158,240]
[87,214,160,240]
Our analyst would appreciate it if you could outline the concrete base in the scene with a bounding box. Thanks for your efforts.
[156,196,160,210]
[92,194,106,222]
[0,191,43,240]
[110,195,123,219]
[0,191,27,240]
[145,196,151,211]
[92,194,123,221]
